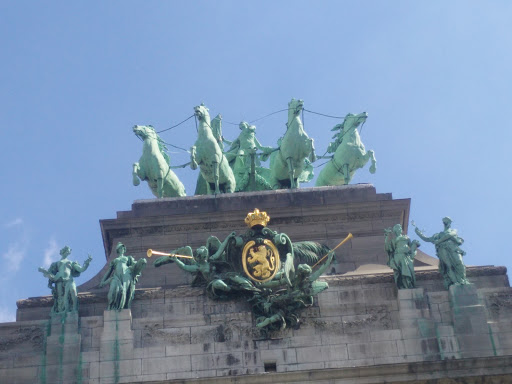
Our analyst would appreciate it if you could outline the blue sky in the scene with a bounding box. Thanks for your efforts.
[1,1,511,322]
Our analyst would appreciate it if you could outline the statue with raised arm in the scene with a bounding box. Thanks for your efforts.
[99,243,147,311]
[384,224,420,289]
[38,246,92,314]
[414,217,469,288]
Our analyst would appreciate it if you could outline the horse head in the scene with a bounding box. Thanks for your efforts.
[133,125,157,140]
[341,112,368,134]
[194,103,210,123]
[288,98,304,120]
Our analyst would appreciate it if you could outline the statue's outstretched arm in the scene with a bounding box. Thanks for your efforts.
[414,227,434,242]
[173,258,199,273]
[74,254,93,273]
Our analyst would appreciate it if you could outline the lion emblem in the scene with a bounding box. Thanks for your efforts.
[248,245,275,279]
[242,240,280,283]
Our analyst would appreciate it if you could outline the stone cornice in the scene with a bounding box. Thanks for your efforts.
[17,266,507,309]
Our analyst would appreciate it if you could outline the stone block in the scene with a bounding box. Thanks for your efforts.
[133,345,166,359]
[397,338,440,358]
[100,338,135,361]
[191,352,243,371]
[89,361,100,379]
[373,355,409,365]
[296,344,348,364]
[347,340,398,360]
[370,329,402,342]
[45,363,80,383]
[12,353,40,368]
[82,350,100,363]
[436,325,455,337]
[457,333,494,353]
[437,336,460,359]
[103,309,132,322]
[46,342,81,365]
[100,358,142,378]
[426,291,450,304]
[397,288,424,301]
[260,348,298,365]
[0,366,39,383]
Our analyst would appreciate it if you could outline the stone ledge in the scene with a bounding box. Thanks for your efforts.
[16,266,507,309]
[121,355,512,383]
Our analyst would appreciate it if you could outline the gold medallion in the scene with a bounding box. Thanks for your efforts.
[242,239,280,283]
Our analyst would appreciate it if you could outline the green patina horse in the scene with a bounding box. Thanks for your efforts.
[190,104,236,194]
[132,125,186,198]
[315,112,376,186]
[269,98,316,189]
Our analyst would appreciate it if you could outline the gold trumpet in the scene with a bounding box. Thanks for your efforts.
[311,233,353,269]
[146,249,194,259]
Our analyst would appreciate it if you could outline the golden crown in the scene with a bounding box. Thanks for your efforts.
[245,208,270,228]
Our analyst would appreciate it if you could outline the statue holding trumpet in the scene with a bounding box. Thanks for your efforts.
[147,208,353,333]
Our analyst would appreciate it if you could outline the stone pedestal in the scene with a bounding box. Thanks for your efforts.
[397,288,440,361]
[94,309,139,384]
[44,312,82,383]
[449,284,496,358]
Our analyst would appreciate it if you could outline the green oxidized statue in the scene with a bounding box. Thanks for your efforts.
[190,104,236,194]
[99,243,147,311]
[226,122,274,192]
[316,112,376,186]
[413,217,469,288]
[132,125,187,198]
[38,246,92,314]
[153,234,260,299]
[269,99,316,189]
[384,224,420,289]
[151,208,349,334]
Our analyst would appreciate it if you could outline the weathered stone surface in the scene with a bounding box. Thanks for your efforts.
[4,187,512,383]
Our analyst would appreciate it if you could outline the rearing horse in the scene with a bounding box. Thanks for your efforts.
[269,99,316,189]
[132,125,186,198]
[315,112,376,186]
[190,104,236,194]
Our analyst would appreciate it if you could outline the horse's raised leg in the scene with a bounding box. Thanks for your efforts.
[286,157,296,189]
[309,138,317,163]
[132,163,141,186]
[368,150,377,174]
[190,146,198,170]
[213,161,221,194]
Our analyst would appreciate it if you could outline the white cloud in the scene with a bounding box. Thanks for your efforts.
[2,243,26,272]
[5,218,23,228]
[43,238,60,268]
[0,306,16,323]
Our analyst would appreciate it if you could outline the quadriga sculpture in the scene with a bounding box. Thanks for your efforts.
[315,112,376,186]
[190,104,236,194]
[132,125,186,198]
[269,98,316,189]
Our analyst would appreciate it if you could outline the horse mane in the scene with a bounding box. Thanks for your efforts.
[145,126,171,165]
[327,123,344,153]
